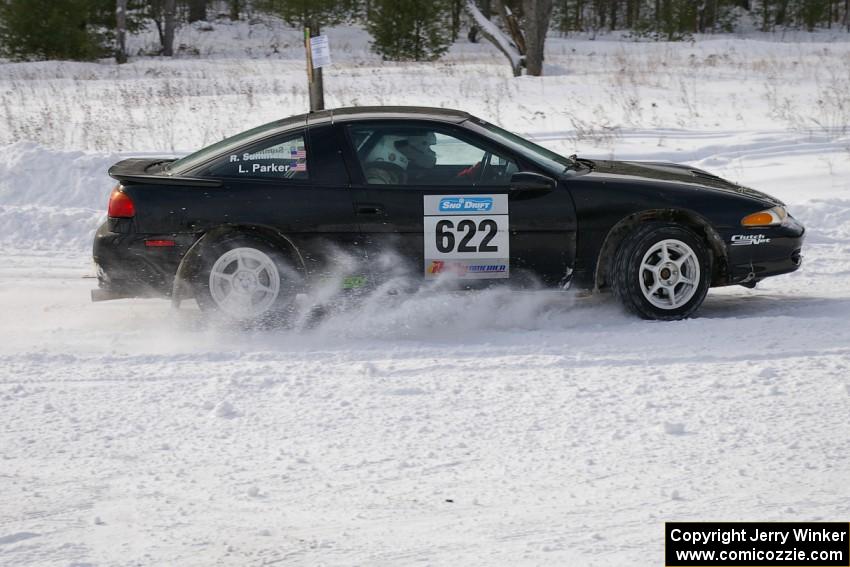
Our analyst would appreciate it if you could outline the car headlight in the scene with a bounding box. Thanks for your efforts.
[740,205,788,227]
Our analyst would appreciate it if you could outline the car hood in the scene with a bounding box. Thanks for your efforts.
[583,160,783,206]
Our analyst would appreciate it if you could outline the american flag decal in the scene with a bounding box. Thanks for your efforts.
[293,161,307,172]
[291,146,306,159]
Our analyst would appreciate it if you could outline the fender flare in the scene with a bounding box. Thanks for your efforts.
[171,225,307,307]
[592,208,728,292]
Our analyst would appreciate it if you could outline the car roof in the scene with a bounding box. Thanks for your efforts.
[304,106,472,127]
[167,107,474,175]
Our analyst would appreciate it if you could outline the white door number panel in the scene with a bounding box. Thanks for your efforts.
[423,194,509,279]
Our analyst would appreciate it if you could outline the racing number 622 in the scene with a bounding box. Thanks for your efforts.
[435,219,499,254]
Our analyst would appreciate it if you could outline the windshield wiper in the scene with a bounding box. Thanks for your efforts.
[565,154,594,172]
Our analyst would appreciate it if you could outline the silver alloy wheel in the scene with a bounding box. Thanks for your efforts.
[639,238,701,310]
[208,247,281,318]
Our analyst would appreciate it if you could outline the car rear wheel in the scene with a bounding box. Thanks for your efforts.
[611,223,711,320]
[194,236,301,323]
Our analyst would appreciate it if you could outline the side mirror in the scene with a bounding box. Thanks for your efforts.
[510,171,556,193]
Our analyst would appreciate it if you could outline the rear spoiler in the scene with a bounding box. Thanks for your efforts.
[108,158,222,187]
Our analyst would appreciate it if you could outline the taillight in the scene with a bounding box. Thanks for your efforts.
[108,186,135,218]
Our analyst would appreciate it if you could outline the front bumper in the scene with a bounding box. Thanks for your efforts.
[92,222,195,300]
[721,217,805,285]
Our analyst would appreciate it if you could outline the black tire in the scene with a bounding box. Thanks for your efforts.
[611,222,711,320]
[192,235,302,325]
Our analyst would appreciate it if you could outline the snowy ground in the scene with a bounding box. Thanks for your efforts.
[2,19,850,566]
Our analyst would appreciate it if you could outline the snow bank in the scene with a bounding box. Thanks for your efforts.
[0,143,121,251]
[0,205,103,251]
[0,142,120,209]
[793,199,850,243]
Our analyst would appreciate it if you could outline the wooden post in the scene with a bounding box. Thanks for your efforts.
[305,24,325,112]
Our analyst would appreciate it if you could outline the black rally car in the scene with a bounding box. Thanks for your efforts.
[93,106,804,321]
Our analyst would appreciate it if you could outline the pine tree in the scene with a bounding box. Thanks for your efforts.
[367,0,453,61]
[0,0,122,60]
[187,0,207,22]
[254,0,359,28]
[798,0,831,30]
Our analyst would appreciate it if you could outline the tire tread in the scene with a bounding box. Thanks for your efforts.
[611,222,711,320]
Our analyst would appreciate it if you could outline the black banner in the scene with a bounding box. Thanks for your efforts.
[665,522,850,566]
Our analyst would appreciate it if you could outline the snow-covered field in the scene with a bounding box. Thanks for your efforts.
[1,19,850,566]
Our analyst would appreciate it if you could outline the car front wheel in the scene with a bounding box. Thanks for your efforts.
[611,223,711,320]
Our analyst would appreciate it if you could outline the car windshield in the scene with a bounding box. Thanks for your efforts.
[166,118,296,174]
[472,119,576,173]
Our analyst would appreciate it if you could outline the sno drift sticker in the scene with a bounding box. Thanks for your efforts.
[423,194,509,280]
[438,196,494,212]
[731,234,771,246]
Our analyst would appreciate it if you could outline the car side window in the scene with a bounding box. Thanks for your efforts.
[205,133,308,180]
[348,124,517,186]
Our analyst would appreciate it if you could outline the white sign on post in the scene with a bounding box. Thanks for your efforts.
[310,35,331,69]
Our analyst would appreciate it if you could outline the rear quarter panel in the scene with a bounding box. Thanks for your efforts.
[122,180,361,278]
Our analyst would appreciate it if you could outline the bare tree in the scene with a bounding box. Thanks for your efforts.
[523,0,553,76]
[497,2,527,53]
[466,0,523,76]
[466,0,554,76]
[467,0,492,42]
[163,0,176,56]
[844,0,850,32]
[116,0,128,63]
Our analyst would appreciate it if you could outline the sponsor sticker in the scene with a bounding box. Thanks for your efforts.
[438,196,494,212]
[342,275,367,289]
[731,234,771,246]
[424,194,508,216]
[425,259,509,279]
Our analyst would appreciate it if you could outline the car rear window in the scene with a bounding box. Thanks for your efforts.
[204,133,308,181]
[166,118,302,175]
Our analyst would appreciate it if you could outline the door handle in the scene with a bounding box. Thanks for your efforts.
[356,203,385,216]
